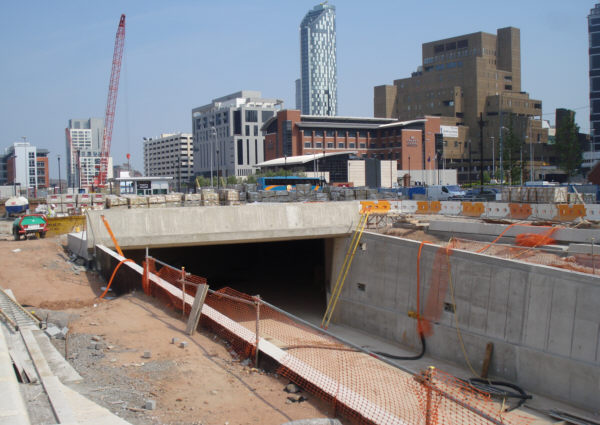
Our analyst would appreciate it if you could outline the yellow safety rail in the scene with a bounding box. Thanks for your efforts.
[321,209,371,329]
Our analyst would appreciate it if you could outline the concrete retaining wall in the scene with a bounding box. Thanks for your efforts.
[329,232,600,410]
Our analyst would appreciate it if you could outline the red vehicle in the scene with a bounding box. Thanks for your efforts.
[13,214,48,240]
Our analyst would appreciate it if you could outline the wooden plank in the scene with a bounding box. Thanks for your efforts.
[480,342,494,378]
[186,284,209,335]
[8,349,28,383]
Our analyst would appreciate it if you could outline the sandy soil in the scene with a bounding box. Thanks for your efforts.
[0,230,344,425]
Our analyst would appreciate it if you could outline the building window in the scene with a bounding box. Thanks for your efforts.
[338,143,345,148]
[349,143,356,148]
[327,142,334,148]
[237,139,243,165]
[359,143,366,149]
[245,125,250,136]
[592,77,600,92]
[30,177,35,185]
[315,130,323,137]
[245,110,258,122]
[315,142,322,148]
[28,152,35,159]
[326,130,335,137]
[304,142,312,148]
[254,126,258,136]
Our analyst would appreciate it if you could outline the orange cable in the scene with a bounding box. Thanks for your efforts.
[99,258,134,299]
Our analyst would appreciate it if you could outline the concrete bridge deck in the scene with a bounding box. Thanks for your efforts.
[86,202,361,250]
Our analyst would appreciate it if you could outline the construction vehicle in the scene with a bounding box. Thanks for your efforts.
[13,214,48,240]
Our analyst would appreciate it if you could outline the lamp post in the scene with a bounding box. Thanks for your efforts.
[468,139,472,185]
[408,155,411,186]
[490,136,495,180]
[216,145,220,190]
[57,155,61,194]
[210,127,216,187]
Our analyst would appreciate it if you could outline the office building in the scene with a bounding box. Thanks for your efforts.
[374,27,547,183]
[297,3,337,116]
[261,109,453,186]
[65,118,112,190]
[143,133,193,191]
[589,3,600,167]
[1,141,49,196]
[192,91,283,179]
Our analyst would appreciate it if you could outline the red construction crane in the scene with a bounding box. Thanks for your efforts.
[96,14,126,187]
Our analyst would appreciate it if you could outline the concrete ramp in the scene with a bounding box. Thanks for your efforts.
[86,202,360,250]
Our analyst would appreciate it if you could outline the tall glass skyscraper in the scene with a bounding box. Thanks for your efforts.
[298,3,337,116]
[589,3,600,152]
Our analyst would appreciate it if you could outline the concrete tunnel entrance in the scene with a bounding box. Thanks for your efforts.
[123,238,332,322]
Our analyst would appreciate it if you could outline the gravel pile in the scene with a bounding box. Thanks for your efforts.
[55,333,166,425]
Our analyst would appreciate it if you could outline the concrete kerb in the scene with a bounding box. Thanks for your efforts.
[428,220,600,244]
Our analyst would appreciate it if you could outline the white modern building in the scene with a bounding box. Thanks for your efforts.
[192,91,283,180]
[66,118,113,190]
[297,3,337,116]
[143,133,193,192]
[1,141,49,196]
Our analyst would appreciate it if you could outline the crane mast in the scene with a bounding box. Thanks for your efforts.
[97,14,126,187]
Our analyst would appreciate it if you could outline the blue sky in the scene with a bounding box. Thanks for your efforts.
[0,1,593,177]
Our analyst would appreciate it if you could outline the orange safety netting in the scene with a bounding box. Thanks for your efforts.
[140,256,534,425]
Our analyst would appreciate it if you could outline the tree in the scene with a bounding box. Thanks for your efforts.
[555,113,582,181]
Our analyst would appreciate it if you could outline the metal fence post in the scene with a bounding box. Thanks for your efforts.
[255,295,261,368]
[425,366,434,425]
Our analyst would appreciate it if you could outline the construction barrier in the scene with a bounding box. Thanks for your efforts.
[140,255,535,425]
[461,202,485,217]
[46,215,86,236]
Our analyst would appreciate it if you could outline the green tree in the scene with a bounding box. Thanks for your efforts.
[195,176,210,187]
[246,174,257,184]
[555,113,582,181]
[226,175,239,185]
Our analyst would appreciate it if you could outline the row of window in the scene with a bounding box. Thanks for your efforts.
[304,142,363,149]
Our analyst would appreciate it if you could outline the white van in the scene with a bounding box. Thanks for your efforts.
[426,185,465,201]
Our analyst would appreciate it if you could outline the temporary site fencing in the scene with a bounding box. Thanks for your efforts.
[141,255,534,425]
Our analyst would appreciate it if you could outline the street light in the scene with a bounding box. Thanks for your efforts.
[210,127,216,187]
[490,136,495,180]
[57,155,61,194]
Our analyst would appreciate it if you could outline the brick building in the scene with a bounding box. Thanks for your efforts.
[374,27,548,183]
[261,109,448,174]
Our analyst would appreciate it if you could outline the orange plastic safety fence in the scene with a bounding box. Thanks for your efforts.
[141,258,535,425]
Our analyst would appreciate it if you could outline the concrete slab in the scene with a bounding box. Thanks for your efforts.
[0,325,31,425]
[86,202,361,250]
[429,219,600,244]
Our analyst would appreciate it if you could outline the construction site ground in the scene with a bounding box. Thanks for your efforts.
[0,216,595,425]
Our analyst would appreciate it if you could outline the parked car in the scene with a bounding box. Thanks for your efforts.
[462,188,500,201]
[426,185,466,201]
[13,214,48,240]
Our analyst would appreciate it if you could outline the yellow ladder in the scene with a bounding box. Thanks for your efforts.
[321,210,371,329]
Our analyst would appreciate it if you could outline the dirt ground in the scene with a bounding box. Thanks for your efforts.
[0,227,345,425]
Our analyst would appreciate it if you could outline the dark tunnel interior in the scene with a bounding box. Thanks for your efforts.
[124,238,329,321]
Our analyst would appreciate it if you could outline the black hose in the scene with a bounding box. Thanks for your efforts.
[466,378,532,412]
[374,332,426,360]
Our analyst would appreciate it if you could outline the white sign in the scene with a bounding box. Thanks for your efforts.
[440,125,459,138]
